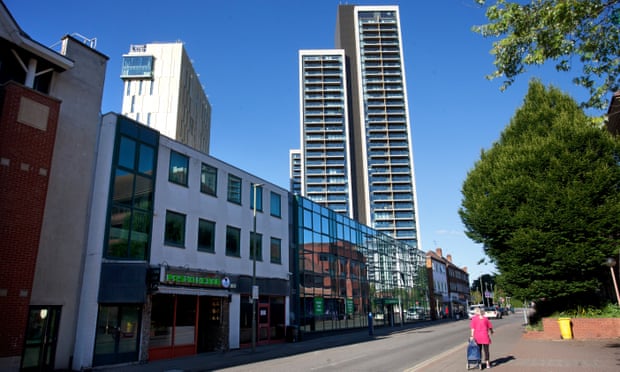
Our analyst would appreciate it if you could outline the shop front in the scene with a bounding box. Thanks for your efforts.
[148,267,232,360]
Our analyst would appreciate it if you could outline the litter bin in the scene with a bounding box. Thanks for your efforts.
[286,325,299,342]
[557,318,572,339]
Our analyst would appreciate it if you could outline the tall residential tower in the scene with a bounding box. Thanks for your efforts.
[297,5,420,249]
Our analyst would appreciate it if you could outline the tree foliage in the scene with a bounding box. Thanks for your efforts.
[459,80,620,314]
[473,0,620,110]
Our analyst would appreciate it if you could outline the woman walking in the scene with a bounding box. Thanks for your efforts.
[470,307,493,369]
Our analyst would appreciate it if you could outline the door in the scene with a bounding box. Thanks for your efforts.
[21,306,60,372]
[257,303,270,343]
[93,305,141,366]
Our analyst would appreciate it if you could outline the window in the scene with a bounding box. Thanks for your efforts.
[250,183,263,212]
[130,96,135,112]
[169,151,189,186]
[226,226,241,257]
[197,219,215,253]
[250,232,262,261]
[105,118,158,260]
[201,163,217,196]
[138,80,143,95]
[270,191,281,217]
[125,81,131,96]
[270,237,281,264]
[165,210,186,247]
[227,174,242,204]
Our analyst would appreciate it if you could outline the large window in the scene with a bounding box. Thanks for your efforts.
[105,118,158,260]
[227,175,242,204]
[169,151,188,186]
[165,210,186,247]
[250,232,262,261]
[225,226,241,257]
[200,163,217,196]
[197,219,215,253]
[270,191,281,217]
[270,237,281,264]
[250,183,263,212]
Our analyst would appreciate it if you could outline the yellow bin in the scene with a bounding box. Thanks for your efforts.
[557,318,572,339]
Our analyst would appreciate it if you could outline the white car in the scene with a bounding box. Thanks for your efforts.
[483,307,502,319]
[468,304,484,319]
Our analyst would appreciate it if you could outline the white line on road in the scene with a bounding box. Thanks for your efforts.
[404,341,467,371]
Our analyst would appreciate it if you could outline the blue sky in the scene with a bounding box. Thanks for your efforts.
[5,0,602,284]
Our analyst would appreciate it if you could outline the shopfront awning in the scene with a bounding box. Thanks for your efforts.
[156,285,230,297]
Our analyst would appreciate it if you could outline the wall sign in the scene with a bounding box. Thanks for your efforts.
[163,268,229,289]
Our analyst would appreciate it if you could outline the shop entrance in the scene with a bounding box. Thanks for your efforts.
[257,303,270,343]
[197,296,223,352]
[93,305,141,366]
[21,306,61,371]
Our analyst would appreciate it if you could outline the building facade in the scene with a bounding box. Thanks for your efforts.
[71,113,290,369]
[121,42,212,154]
[289,149,301,195]
[290,194,427,333]
[298,49,353,217]
[0,3,108,370]
[426,248,470,320]
[297,5,421,251]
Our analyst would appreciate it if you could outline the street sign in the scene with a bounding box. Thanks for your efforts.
[252,285,259,300]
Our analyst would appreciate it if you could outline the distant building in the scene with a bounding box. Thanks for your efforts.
[289,149,302,195]
[426,248,470,320]
[121,42,212,154]
[0,2,108,370]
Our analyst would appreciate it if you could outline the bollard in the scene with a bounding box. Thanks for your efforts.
[368,312,374,336]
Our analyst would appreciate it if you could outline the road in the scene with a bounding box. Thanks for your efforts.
[217,314,523,372]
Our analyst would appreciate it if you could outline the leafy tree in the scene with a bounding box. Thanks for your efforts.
[473,0,620,109]
[459,80,620,315]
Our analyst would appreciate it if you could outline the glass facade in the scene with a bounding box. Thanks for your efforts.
[105,117,158,260]
[291,195,427,334]
[120,55,154,79]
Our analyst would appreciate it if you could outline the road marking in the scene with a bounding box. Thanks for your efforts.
[404,341,467,371]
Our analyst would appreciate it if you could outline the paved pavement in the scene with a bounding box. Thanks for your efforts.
[95,319,619,372]
[414,320,620,371]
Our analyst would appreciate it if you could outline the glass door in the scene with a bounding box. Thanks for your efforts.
[21,306,60,371]
[93,305,141,366]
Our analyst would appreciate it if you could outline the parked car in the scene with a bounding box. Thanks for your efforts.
[467,304,484,319]
[483,306,502,319]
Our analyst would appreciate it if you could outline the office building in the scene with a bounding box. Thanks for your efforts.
[298,5,421,249]
[72,113,291,369]
[121,42,212,154]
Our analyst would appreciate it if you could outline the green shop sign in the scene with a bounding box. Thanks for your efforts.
[346,298,354,314]
[164,270,229,289]
[314,297,324,315]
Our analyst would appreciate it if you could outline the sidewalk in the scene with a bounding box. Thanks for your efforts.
[415,320,620,371]
[96,320,619,372]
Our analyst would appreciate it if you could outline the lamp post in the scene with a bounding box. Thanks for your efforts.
[251,183,262,352]
[606,258,620,305]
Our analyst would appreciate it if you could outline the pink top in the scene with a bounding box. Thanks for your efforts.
[470,315,493,344]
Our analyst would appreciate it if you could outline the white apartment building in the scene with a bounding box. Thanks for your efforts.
[121,42,212,154]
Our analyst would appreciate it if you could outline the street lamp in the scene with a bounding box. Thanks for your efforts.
[251,183,262,352]
[606,258,620,305]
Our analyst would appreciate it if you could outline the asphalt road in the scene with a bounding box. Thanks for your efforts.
[216,314,523,372]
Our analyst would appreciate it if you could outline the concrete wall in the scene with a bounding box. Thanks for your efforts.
[31,36,107,370]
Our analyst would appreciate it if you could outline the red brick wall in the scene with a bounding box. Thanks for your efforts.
[0,82,60,357]
[523,317,620,340]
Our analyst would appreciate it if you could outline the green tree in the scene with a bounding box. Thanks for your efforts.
[473,0,620,109]
[459,80,620,315]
